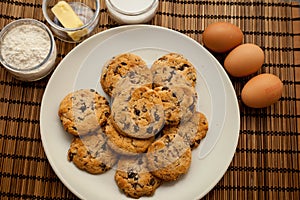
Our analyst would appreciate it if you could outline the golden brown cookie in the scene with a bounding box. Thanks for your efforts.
[111,65,153,98]
[115,155,162,198]
[104,117,155,156]
[67,130,118,174]
[162,112,209,149]
[100,53,147,96]
[58,89,110,136]
[146,134,192,181]
[111,86,165,139]
[151,53,197,87]
[154,85,197,125]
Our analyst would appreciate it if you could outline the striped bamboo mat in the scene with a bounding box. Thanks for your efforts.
[0,0,299,199]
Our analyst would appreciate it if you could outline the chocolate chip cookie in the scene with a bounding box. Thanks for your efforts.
[151,53,197,87]
[67,130,118,174]
[146,134,192,181]
[104,117,155,156]
[111,65,153,98]
[58,89,110,136]
[154,85,198,125]
[115,155,162,198]
[162,112,209,149]
[100,53,147,96]
[111,86,165,139]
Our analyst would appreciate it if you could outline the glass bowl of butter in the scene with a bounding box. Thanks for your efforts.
[42,0,100,43]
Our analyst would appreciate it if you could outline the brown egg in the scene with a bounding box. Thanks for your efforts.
[224,43,264,77]
[241,73,283,108]
[202,22,243,53]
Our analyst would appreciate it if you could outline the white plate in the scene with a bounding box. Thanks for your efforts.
[40,25,240,200]
[74,26,227,158]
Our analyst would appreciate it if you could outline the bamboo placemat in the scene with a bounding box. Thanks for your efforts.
[0,0,299,199]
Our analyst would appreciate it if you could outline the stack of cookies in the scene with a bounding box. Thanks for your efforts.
[58,53,209,199]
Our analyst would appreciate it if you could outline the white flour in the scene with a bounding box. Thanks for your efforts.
[1,24,51,69]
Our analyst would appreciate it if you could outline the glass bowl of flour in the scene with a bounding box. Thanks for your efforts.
[0,18,57,81]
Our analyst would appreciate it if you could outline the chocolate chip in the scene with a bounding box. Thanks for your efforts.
[147,126,153,133]
[162,86,169,90]
[166,135,172,143]
[128,169,138,181]
[165,75,173,82]
[128,71,135,78]
[68,152,75,161]
[121,62,127,65]
[104,112,110,117]
[142,106,147,112]
[101,143,107,151]
[165,70,177,82]
[178,64,189,71]
[77,117,84,121]
[123,123,130,130]
[80,103,87,112]
[166,119,175,124]
[134,109,140,116]
[100,163,107,170]
[87,150,92,155]
[91,104,95,110]
[90,89,95,92]
[170,70,176,75]
[114,65,121,74]
[101,121,107,127]
[154,112,160,121]
[149,178,156,186]
[108,85,114,92]
[134,125,140,132]
[190,143,195,149]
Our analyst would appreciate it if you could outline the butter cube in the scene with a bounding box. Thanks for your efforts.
[51,1,88,41]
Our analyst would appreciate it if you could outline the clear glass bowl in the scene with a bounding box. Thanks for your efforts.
[0,18,57,81]
[42,0,100,43]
